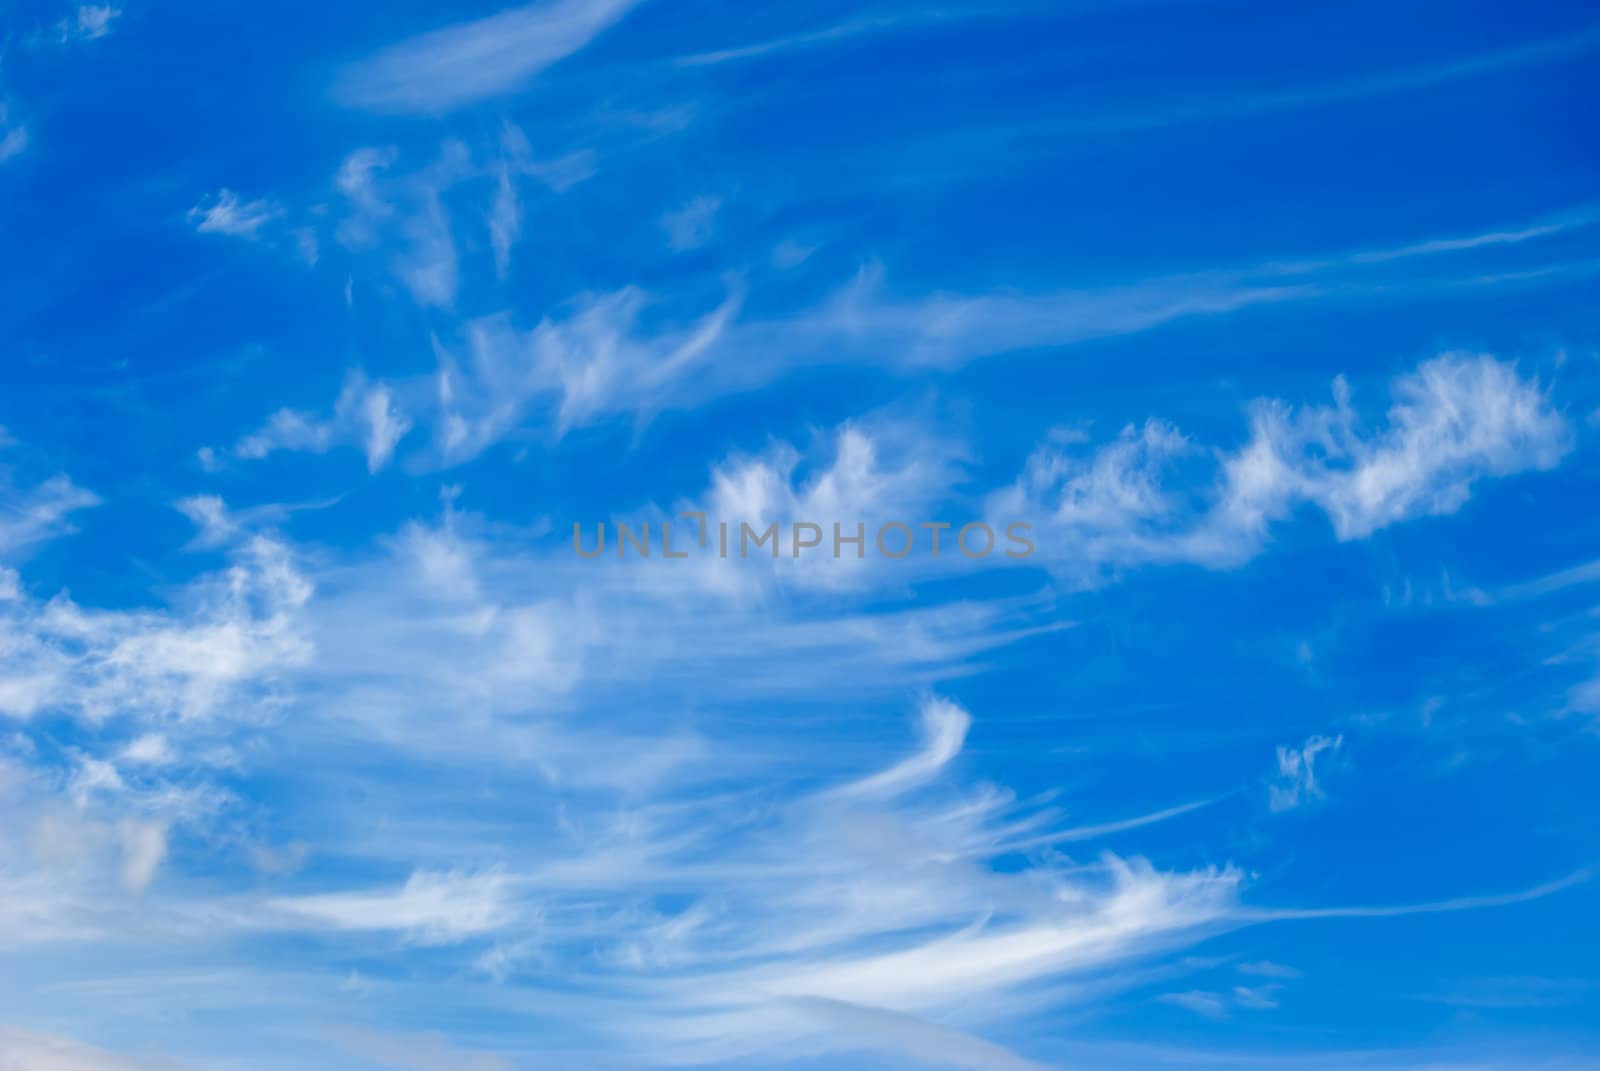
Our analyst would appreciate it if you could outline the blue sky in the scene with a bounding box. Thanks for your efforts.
[2,0,1599,1068]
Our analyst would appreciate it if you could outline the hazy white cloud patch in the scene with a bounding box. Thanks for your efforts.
[0,1027,176,1071]
[270,869,516,945]
[58,4,122,42]
[661,194,722,252]
[1161,983,1283,1019]
[186,189,283,239]
[488,167,522,277]
[0,104,27,163]
[785,998,1054,1071]
[117,818,169,892]
[327,1027,514,1071]
[675,11,949,67]
[334,0,643,114]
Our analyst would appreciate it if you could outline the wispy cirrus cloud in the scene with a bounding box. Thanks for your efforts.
[674,10,955,68]
[269,870,516,945]
[302,201,1594,465]
[334,0,642,114]
[332,131,594,307]
[0,471,99,561]
[1268,734,1343,812]
[991,353,1572,585]
[1015,21,1600,137]
[229,373,412,473]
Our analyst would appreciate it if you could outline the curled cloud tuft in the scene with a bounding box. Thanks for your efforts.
[832,695,971,800]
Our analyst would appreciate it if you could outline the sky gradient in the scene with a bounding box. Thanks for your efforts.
[1,1,1599,1068]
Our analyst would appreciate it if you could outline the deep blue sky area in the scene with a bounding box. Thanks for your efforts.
[1,2,1598,1069]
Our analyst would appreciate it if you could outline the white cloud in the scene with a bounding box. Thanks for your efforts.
[0,104,27,163]
[186,189,283,239]
[675,11,955,67]
[652,415,968,595]
[332,133,592,306]
[117,819,169,892]
[785,998,1052,1071]
[0,1027,174,1071]
[393,188,459,308]
[1160,990,1230,1019]
[333,147,398,246]
[488,167,521,278]
[1237,960,1301,979]
[291,202,1596,460]
[334,0,642,114]
[1160,983,1282,1018]
[59,5,122,42]
[118,734,174,767]
[270,869,515,945]
[327,1027,512,1071]
[0,532,312,724]
[661,195,721,252]
[1268,734,1342,812]
[0,474,99,560]
[831,696,970,800]
[359,383,413,472]
[715,202,1600,381]
[174,495,238,548]
[995,354,1571,585]
[0,438,1579,1069]
[232,374,411,472]
[234,409,332,460]
[1246,354,1572,540]
[432,284,743,454]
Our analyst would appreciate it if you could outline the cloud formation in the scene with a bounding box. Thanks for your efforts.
[993,354,1570,585]
[187,189,283,238]
[334,0,642,113]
